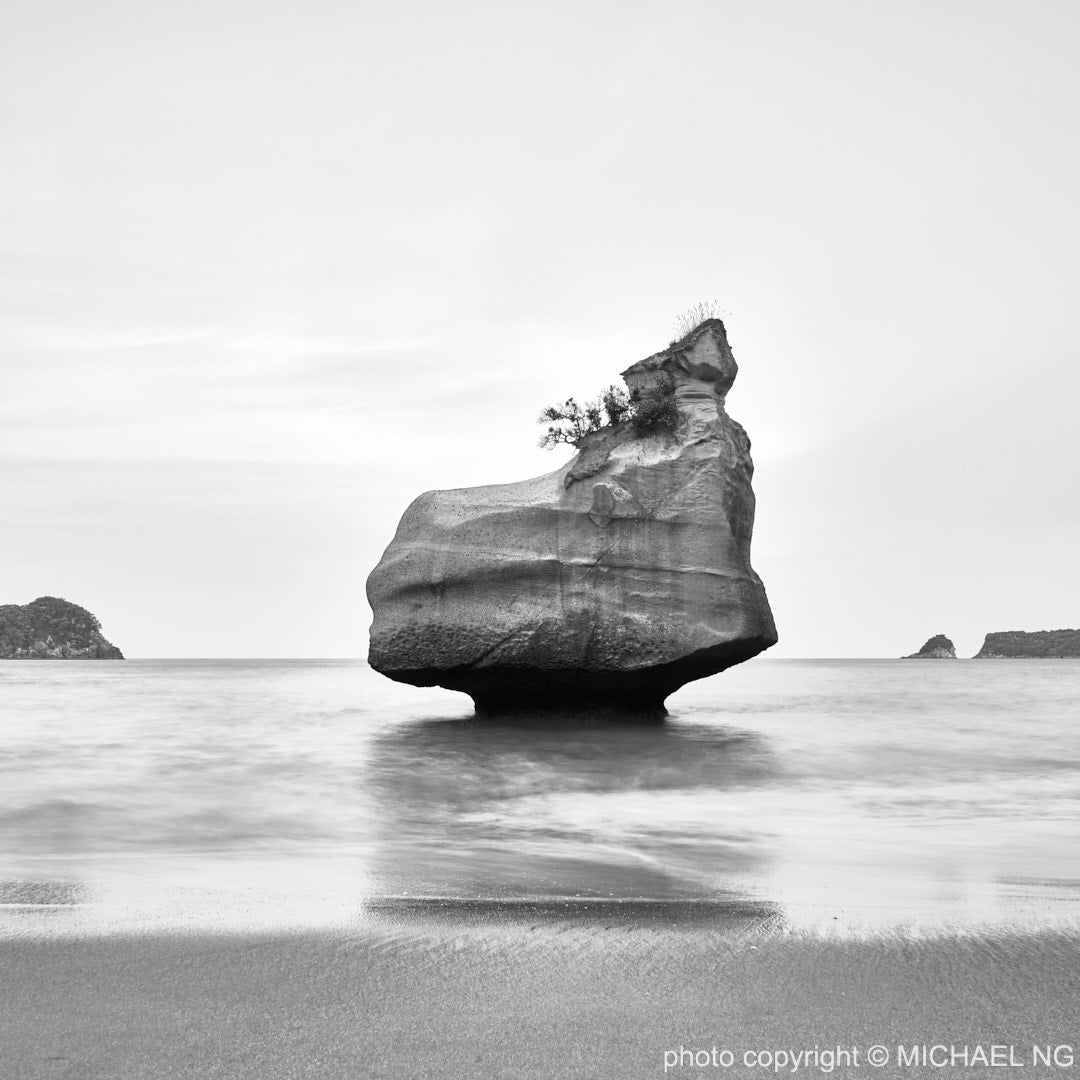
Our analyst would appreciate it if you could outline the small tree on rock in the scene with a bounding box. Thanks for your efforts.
[537,385,630,449]
[537,379,678,449]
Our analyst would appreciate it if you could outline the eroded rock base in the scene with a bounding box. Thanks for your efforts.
[392,635,774,719]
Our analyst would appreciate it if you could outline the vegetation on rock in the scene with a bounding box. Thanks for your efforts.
[537,304,731,450]
[628,377,679,434]
[538,378,678,449]
[537,385,628,448]
[671,300,729,342]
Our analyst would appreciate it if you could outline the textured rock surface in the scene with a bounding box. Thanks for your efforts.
[0,596,124,659]
[903,634,957,659]
[974,629,1080,658]
[367,319,776,714]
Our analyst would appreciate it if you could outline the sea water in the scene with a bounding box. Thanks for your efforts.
[2,658,1079,936]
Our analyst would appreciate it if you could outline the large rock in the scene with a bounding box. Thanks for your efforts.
[0,596,124,659]
[366,319,776,714]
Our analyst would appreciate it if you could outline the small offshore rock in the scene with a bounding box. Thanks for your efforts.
[903,634,957,659]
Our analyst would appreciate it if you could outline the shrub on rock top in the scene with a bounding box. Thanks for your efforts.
[537,379,678,449]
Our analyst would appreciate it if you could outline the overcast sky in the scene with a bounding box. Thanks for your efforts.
[2,0,1078,657]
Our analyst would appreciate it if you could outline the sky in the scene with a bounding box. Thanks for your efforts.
[2,0,1078,657]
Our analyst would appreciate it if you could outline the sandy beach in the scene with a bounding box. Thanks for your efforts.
[6,907,1080,1080]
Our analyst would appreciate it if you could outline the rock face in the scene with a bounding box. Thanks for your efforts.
[974,630,1080,658]
[903,634,957,659]
[0,597,124,659]
[366,319,776,714]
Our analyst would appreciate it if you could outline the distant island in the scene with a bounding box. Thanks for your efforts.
[974,630,1080,659]
[0,597,123,659]
[903,634,957,659]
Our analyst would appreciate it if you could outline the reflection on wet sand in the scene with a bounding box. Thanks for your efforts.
[0,879,91,931]
[0,880,88,906]
[364,715,784,906]
[366,895,784,943]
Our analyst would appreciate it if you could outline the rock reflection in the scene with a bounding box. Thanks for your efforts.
[0,879,88,905]
[364,715,783,904]
[367,896,783,936]
[0,879,90,931]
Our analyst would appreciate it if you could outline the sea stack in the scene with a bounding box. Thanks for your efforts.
[366,319,777,716]
[903,634,957,659]
[0,597,124,659]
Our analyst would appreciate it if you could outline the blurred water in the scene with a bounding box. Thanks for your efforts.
[1,658,1079,935]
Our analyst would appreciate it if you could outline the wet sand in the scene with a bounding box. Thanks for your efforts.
[6,910,1080,1079]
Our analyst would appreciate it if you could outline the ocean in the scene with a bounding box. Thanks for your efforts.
[2,658,1079,937]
